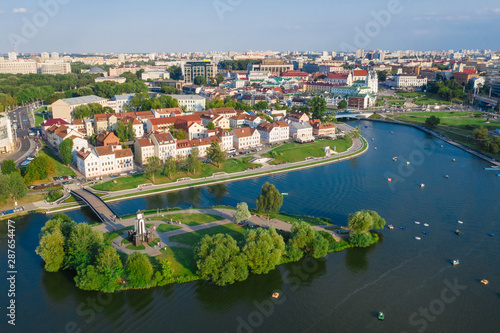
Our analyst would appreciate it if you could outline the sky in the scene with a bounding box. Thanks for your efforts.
[0,0,499,54]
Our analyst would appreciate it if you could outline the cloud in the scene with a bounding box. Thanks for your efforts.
[414,12,470,22]
[12,8,27,13]
[476,8,500,15]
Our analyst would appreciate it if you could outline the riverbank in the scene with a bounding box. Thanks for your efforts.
[365,118,500,166]
[45,136,368,215]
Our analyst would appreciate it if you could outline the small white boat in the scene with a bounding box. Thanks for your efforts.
[281,193,289,196]
[457,220,464,224]
[415,237,421,240]
[414,221,421,225]
[406,161,411,165]
[420,184,425,187]
[452,259,460,265]
[423,223,429,227]
[388,225,394,230]
[452,159,456,162]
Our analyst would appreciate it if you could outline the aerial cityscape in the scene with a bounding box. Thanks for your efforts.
[0,1,499,332]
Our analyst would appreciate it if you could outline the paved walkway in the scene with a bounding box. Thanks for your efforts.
[95,208,342,256]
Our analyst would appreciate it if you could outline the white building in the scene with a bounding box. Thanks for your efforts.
[289,122,313,140]
[231,128,261,150]
[256,121,289,144]
[167,94,206,111]
[386,75,428,88]
[107,94,135,113]
[0,114,14,153]
[76,145,133,178]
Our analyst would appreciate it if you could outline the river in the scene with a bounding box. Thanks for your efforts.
[1,120,499,333]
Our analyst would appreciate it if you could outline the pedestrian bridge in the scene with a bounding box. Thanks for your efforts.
[335,112,371,119]
[71,188,118,225]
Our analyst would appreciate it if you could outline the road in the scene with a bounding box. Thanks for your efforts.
[0,103,41,166]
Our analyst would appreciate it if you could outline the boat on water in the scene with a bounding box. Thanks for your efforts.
[420,184,425,187]
[378,312,385,320]
[452,159,456,162]
[388,225,394,230]
[423,223,429,227]
[393,156,398,161]
[422,231,430,235]
[414,221,421,225]
[400,227,407,230]
[484,166,500,170]
[391,131,394,134]
[481,279,489,285]
[445,175,449,179]
[455,230,461,235]
[406,161,411,165]
[281,193,289,196]
[371,138,374,141]
[440,145,444,148]
[272,292,280,299]
[415,237,421,240]
[387,178,392,182]
[374,147,378,150]
[488,233,495,237]
[452,260,460,265]
[457,220,464,224]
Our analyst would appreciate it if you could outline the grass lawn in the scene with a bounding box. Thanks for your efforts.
[159,213,224,226]
[396,91,422,98]
[413,93,453,105]
[156,224,182,232]
[126,244,145,251]
[103,226,134,242]
[34,113,45,127]
[264,137,352,164]
[256,211,332,226]
[92,157,259,192]
[38,148,76,177]
[155,246,198,278]
[169,224,247,247]
[0,194,45,211]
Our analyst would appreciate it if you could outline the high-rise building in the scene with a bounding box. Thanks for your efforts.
[8,52,17,61]
[183,60,217,84]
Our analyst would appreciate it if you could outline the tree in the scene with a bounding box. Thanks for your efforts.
[95,246,123,292]
[144,156,162,184]
[9,173,26,199]
[307,96,327,122]
[287,222,316,261]
[74,265,105,291]
[425,115,441,127]
[207,121,215,130]
[207,142,226,168]
[66,223,104,270]
[187,148,202,174]
[338,100,348,109]
[253,101,269,111]
[24,155,55,184]
[215,73,225,85]
[243,228,285,274]
[234,202,251,223]
[59,138,74,165]
[473,126,488,141]
[348,210,386,233]
[349,232,374,248]
[256,182,283,218]
[163,156,177,180]
[126,252,154,287]
[167,66,183,80]
[36,228,65,272]
[1,159,17,175]
[153,259,173,287]
[376,70,388,82]
[193,76,208,86]
[196,233,248,286]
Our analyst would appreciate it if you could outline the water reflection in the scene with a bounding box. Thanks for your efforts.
[206,183,228,202]
[282,257,327,287]
[41,269,75,303]
[195,268,284,312]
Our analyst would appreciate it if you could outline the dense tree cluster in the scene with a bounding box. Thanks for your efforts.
[0,172,26,203]
[59,138,74,165]
[36,214,172,292]
[115,121,136,142]
[129,93,179,111]
[206,142,226,167]
[219,59,260,71]
[425,115,441,127]
[24,155,56,184]
[426,79,465,101]
[206,96,251,112]
[256,182,283,217]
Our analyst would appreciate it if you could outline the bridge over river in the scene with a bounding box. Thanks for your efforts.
[71,188,119,227]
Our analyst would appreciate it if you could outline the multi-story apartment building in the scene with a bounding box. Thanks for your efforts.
[256,121,289,144]
[76,145,133,178]
[52,95,108,121]
[167,94,206,111]
[231,128,261,150]
[183,61,217,84]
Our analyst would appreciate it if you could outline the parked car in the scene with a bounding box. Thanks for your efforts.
[130,170,138,174]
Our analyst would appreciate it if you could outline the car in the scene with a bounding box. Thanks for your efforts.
[130,170,138,174]
[110,174,118,178]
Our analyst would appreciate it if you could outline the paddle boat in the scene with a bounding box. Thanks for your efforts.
[455,230,461,236]
[423,223,429,227]
[440,145,444,148]
[272,292,280,299]
[393,156,398,161]
[371,138,375,141]
[452,259,460,265]
[488,233,495,237]
[400,227,407,230]
[374,147,378,150]
[457,220,464,224]
[452,159,456,162]
[420,183,425,188]
[378,312,385,321]
[415,237,421,240]
[388,225,394,230]
[445,175,449,179]
[406,161,411,165]
[414,221,421,225]
[481,279,489,285]
[387,178,392,182]
[391,131,394,134]
[281,193,289,196]
[422,231,430,235]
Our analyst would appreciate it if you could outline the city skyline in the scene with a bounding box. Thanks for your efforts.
[0,0,499,54]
